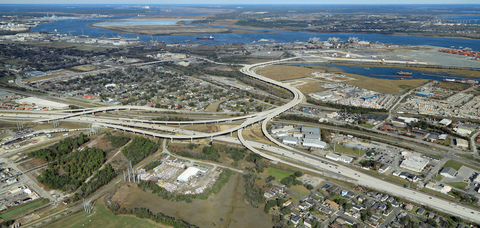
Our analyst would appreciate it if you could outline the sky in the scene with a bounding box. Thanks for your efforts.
[2,1,480,4]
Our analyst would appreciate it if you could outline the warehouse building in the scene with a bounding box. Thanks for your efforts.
[304,134,321,140]
[302,138,327,149]
[177,167,200,182]
[301,127,320,135]
[440,167,458,178]
[282,136,298,145]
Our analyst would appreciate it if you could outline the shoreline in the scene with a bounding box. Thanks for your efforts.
[205,21,480,41]
[87,20,271,36]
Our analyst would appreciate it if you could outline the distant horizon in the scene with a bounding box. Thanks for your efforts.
[1,2,480,5]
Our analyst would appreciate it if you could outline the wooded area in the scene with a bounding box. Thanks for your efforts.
[28,133,89,161]
[36,147,106,192]
[121,136,159,165]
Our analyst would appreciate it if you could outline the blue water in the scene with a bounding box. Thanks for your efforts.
[292,64,480,81]
[31,16,480,49]
[440,15,480,24]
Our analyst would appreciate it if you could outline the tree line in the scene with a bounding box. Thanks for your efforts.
[28,133,89,161]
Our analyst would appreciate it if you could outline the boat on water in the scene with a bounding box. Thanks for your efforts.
[396,71,413,76]
[197,36,214,40]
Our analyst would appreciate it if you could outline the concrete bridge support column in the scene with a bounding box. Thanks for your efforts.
[191,138,193,143]
[171,138,173,143]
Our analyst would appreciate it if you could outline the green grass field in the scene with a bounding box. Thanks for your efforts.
[327,144,365,157]
[263,167,293,180]
[447,182,468,190]
[290,185,311,196]
[0,199,49,220]
[433,174,443,182]
[443,160,463,171]
[47,202,162,228]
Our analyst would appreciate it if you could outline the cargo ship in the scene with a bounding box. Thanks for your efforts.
[197,36,214,40]
[396,71,412,76]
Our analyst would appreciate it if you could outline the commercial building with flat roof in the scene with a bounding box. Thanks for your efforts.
[177,167,200,182]
[400,153,429,172]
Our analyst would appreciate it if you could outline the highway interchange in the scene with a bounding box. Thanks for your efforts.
[2,57,480,224]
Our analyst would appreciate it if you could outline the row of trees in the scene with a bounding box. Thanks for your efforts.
[122,137,159,165]
[172,145,221,162]
[28,133,89,161]
[36,147,106,192]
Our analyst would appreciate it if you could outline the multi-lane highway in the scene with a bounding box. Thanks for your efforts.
[4,57,480,223]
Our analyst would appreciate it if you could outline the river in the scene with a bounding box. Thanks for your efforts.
[31,15,480,49]
[292,63,480,81]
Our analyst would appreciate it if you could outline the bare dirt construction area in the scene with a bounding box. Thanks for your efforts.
[206,65,234,72]
[70,65,95,72]
[17,158,48,172]
[115,173,272,228]
[183,124,219,133]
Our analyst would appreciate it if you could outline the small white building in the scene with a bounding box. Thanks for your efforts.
[339,154,353,163]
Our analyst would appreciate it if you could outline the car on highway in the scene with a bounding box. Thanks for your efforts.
[429,197,432,199]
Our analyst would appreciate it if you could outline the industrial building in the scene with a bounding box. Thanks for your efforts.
[440,167,458,178]
[176,167,200,182]
[400,152,429,172]
[282,136,298,145]
[17,97,69,109]
[302,138,327,149]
